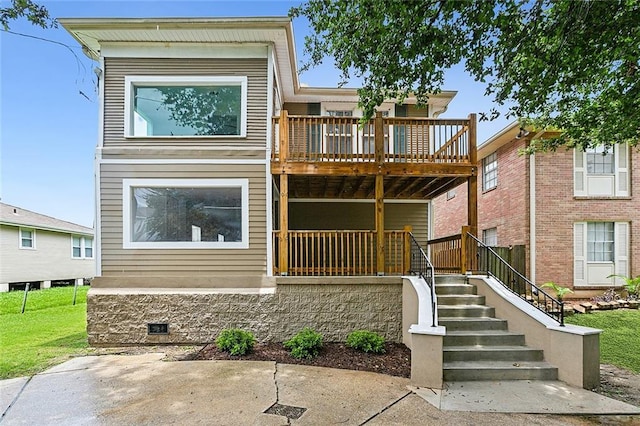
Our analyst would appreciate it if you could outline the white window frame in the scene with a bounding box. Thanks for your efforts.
[574,144,629,197]
[122,178,249,249]
[72,235,93,259]
[124,76,248,138]
[482,152,498,191]
[19,227,35,249]
[574,221,629,287]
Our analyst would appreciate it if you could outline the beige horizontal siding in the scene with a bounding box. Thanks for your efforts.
[103,57,268,152]
[289,201,428,246]
[100,163,267,277]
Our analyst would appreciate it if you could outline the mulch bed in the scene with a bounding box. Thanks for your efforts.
[191,342,412,378]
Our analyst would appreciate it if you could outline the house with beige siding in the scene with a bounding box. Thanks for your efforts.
[61,17,601,390]
[432,122,638,300]
[0,202,94,292]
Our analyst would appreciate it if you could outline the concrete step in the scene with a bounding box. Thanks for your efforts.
[438,305,495,318]
[435,283,477,295]
[438,294,486,305]
[435,275,467,285]
[444,330,525,346]
[438,317,508,331]
[443,360,558,381]
[443,346,544,362]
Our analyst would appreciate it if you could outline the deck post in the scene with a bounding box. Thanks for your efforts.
[279,110,289,162]
[403,225,413,274]
[461,225,470,274]
[467,113,478,233]
[375,112,385,275]
[279,174,289,275]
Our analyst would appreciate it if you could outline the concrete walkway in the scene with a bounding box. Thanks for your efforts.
[1,354,638,425]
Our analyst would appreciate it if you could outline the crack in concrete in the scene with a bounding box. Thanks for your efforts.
[263,363,306,425]
[358,391,412,425]
[1,376,32,421]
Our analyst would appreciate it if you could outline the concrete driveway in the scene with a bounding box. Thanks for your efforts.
[1,353,639,425]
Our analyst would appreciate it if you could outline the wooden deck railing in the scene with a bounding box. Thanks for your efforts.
[272,229,411,276]
[272,113,471,165]
[427,233,463,273]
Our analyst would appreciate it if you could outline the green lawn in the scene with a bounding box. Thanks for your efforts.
[565,309,640,373]
[0,286,91,379]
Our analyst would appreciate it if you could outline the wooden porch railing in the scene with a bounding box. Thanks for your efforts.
[272,113,471,164]
[426,226,477,273]
[272,229,412,276]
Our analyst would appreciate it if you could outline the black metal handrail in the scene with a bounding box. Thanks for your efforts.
[466,233,564,325]
[408,233,437,327]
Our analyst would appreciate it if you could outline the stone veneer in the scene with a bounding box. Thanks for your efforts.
[87,278,403,346]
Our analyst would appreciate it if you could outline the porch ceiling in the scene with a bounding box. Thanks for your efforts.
[274,175,466,200]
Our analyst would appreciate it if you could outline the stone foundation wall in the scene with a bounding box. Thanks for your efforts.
[87,279,403,346]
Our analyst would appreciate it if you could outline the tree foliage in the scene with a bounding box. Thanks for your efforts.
[1,0,56,30]
[291,0,640,151]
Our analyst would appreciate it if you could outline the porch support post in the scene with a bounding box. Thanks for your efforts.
[461,225,470,274]
[467,113,478,234]
[403,225,413,275]
[279,174,289,275]
[375,112,385,275]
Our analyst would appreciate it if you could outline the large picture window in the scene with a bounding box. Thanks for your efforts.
[122,179,249,249]
[124,76,247,137]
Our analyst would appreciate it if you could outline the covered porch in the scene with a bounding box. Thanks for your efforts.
[271,111,479,276]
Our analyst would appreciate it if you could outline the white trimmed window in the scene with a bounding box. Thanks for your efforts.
[574,221,629,286]
[574,144,629,197]
[19,228,35,249]
[122,179,249,249]
[482,227,498,246]
[124,76,248,138]
[72,236,93,259]
[482,153,498,191]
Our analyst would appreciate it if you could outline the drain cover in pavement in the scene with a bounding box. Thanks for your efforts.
[264,403,307,420]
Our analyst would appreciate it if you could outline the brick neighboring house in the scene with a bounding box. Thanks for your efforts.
[432,122,638,299]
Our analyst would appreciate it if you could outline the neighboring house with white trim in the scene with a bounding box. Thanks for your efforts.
[432,122,638,299]
[0,202,94,292]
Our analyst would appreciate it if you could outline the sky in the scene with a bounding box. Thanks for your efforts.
[0,0,511,228]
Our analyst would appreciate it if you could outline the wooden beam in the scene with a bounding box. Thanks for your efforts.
[322,176,329,198]
[396,177,428,198]
[337,176,349,198]
[384,177,404,197]
[279,174,289,275]
[375,174,385,275]
[350,176,367,197]
[279,110,289,163]
[271,161,475,177]
[468,113,478,234]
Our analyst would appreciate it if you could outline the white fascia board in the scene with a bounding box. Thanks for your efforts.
[101,43,268,59]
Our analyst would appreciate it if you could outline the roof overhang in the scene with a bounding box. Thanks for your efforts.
[478,121,563,160]
[59,17,456,109]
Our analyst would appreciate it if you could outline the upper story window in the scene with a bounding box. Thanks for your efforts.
[20,228,35,249]
[482,152,498,191]
[124,76,248,138]
[574,144,629,197]
[72,236,93,259]
[122,178,249,249]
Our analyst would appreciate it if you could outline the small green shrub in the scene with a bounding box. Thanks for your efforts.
[215,329,255,356]
[541,282,573,301]
[346,330,386,354]
[284,328,323,359]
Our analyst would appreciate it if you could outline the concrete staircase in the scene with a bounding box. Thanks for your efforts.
[436,275,558,381]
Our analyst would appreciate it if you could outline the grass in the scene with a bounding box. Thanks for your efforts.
[565,309,640,373]
[0,286,91,379]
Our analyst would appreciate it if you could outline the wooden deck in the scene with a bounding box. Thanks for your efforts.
[271,111,478,276]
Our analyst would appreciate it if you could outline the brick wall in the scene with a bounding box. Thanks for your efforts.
[87,279,403,345]
[534,148,639,291]
[433,139,530,252]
